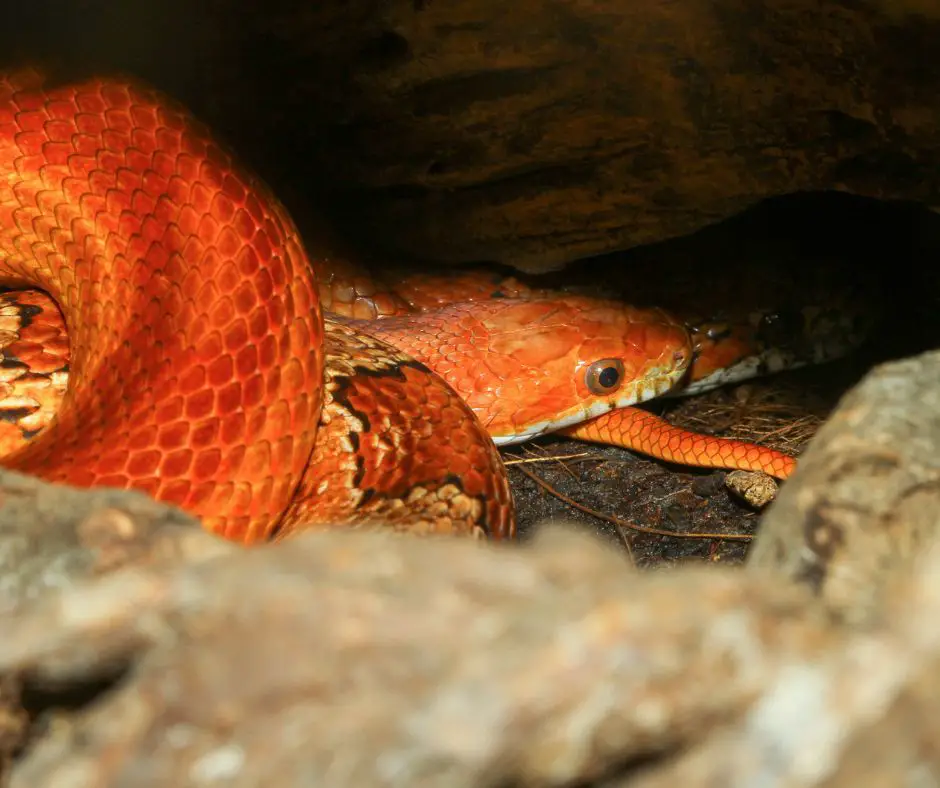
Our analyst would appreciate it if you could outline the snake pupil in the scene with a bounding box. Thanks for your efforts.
[585,358,625,395]
[598,366,619,388]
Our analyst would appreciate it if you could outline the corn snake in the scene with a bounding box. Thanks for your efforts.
[0,69,868,543]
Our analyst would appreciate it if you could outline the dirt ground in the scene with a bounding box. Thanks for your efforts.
[503,350,890,568]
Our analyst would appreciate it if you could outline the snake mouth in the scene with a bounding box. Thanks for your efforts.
[490,354,689,446]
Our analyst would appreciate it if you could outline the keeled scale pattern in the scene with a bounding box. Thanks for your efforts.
[563,407,797,480]
[0,69,325,542]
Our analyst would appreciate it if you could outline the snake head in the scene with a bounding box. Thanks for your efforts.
[442,296,693,445]
[354,295,692,446]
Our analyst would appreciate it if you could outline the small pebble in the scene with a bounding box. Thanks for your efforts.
[725,470,779,509]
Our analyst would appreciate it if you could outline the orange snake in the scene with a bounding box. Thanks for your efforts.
[0,69,850,543]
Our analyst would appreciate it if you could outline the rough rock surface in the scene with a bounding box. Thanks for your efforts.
[749,349,940,625]
[2,0,940,271]
[0,351,938,785]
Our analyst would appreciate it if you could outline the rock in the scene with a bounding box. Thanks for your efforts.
[3,0,940,271]
[0,469,221,614]
[748,349,940,625]
[3,525,834,787]
[0,342,938,784]
[725,470,779,509]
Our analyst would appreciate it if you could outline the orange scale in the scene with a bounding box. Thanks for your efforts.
[160,447,193,478]
[68,150,98,179]
[193,448,222,481]
[129,104,157,132]
[141,170,169,201]
[184,388,214,420]
[151,150,176,179]
[208,296,235,330]
[265,255,286,289]
[96,473,130,488]
[242,191,265,224]
[290,397,320,435]
[272,436,295,475]
[159,107,185,132]
[125,148,152,174]
[190,417,220,449]
[263,399,292,436]
[190,183,213,217]
[131,190,157,225]
[75,92,107,115]
[242,374,264,410]
[44,104,77,130]
[232,343,257,379]
[174,203,201,237]
[251,227,273,261]
[216,381,243,416]
[241,441,272,479]
[96,448,131,476]
[180,270,207,307]
[34,188,61,216]
[114,164,143,195]
[127,448,161,478]
[219,412,247,445]
[157,420,189,451]
[100,83,131,109]
[41,140,72,167]
[187,480,217,510]
[127,424,159,451]
[178,364,206,397]
[219,445,246,477]
[232,279,257,314]
[256,335,278,371]
[265,298,286,329]
[212,260,239,296]
[206,354,234,387]
[15,109,47,133]
[181,128,209,158]
[211,190,236,222]
[221,321,249,357]
[159,478,192,509]
[198,160,224,189]
[235,243,260,280]
[245,306,268,342]
[154,124,183,153]
[15,152,45,178]
[250,268,274,302]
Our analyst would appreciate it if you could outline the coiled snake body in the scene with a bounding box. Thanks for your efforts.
[0,70,861,543]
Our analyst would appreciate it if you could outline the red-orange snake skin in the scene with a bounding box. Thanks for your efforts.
[0,69,796,543]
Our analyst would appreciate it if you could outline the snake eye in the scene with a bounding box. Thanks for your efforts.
[585,358,625,395]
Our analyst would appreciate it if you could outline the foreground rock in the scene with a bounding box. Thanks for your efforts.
[750,349,940,625]
[3,344,940,785]
[0,522,906,787]
[2,511,940,786]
